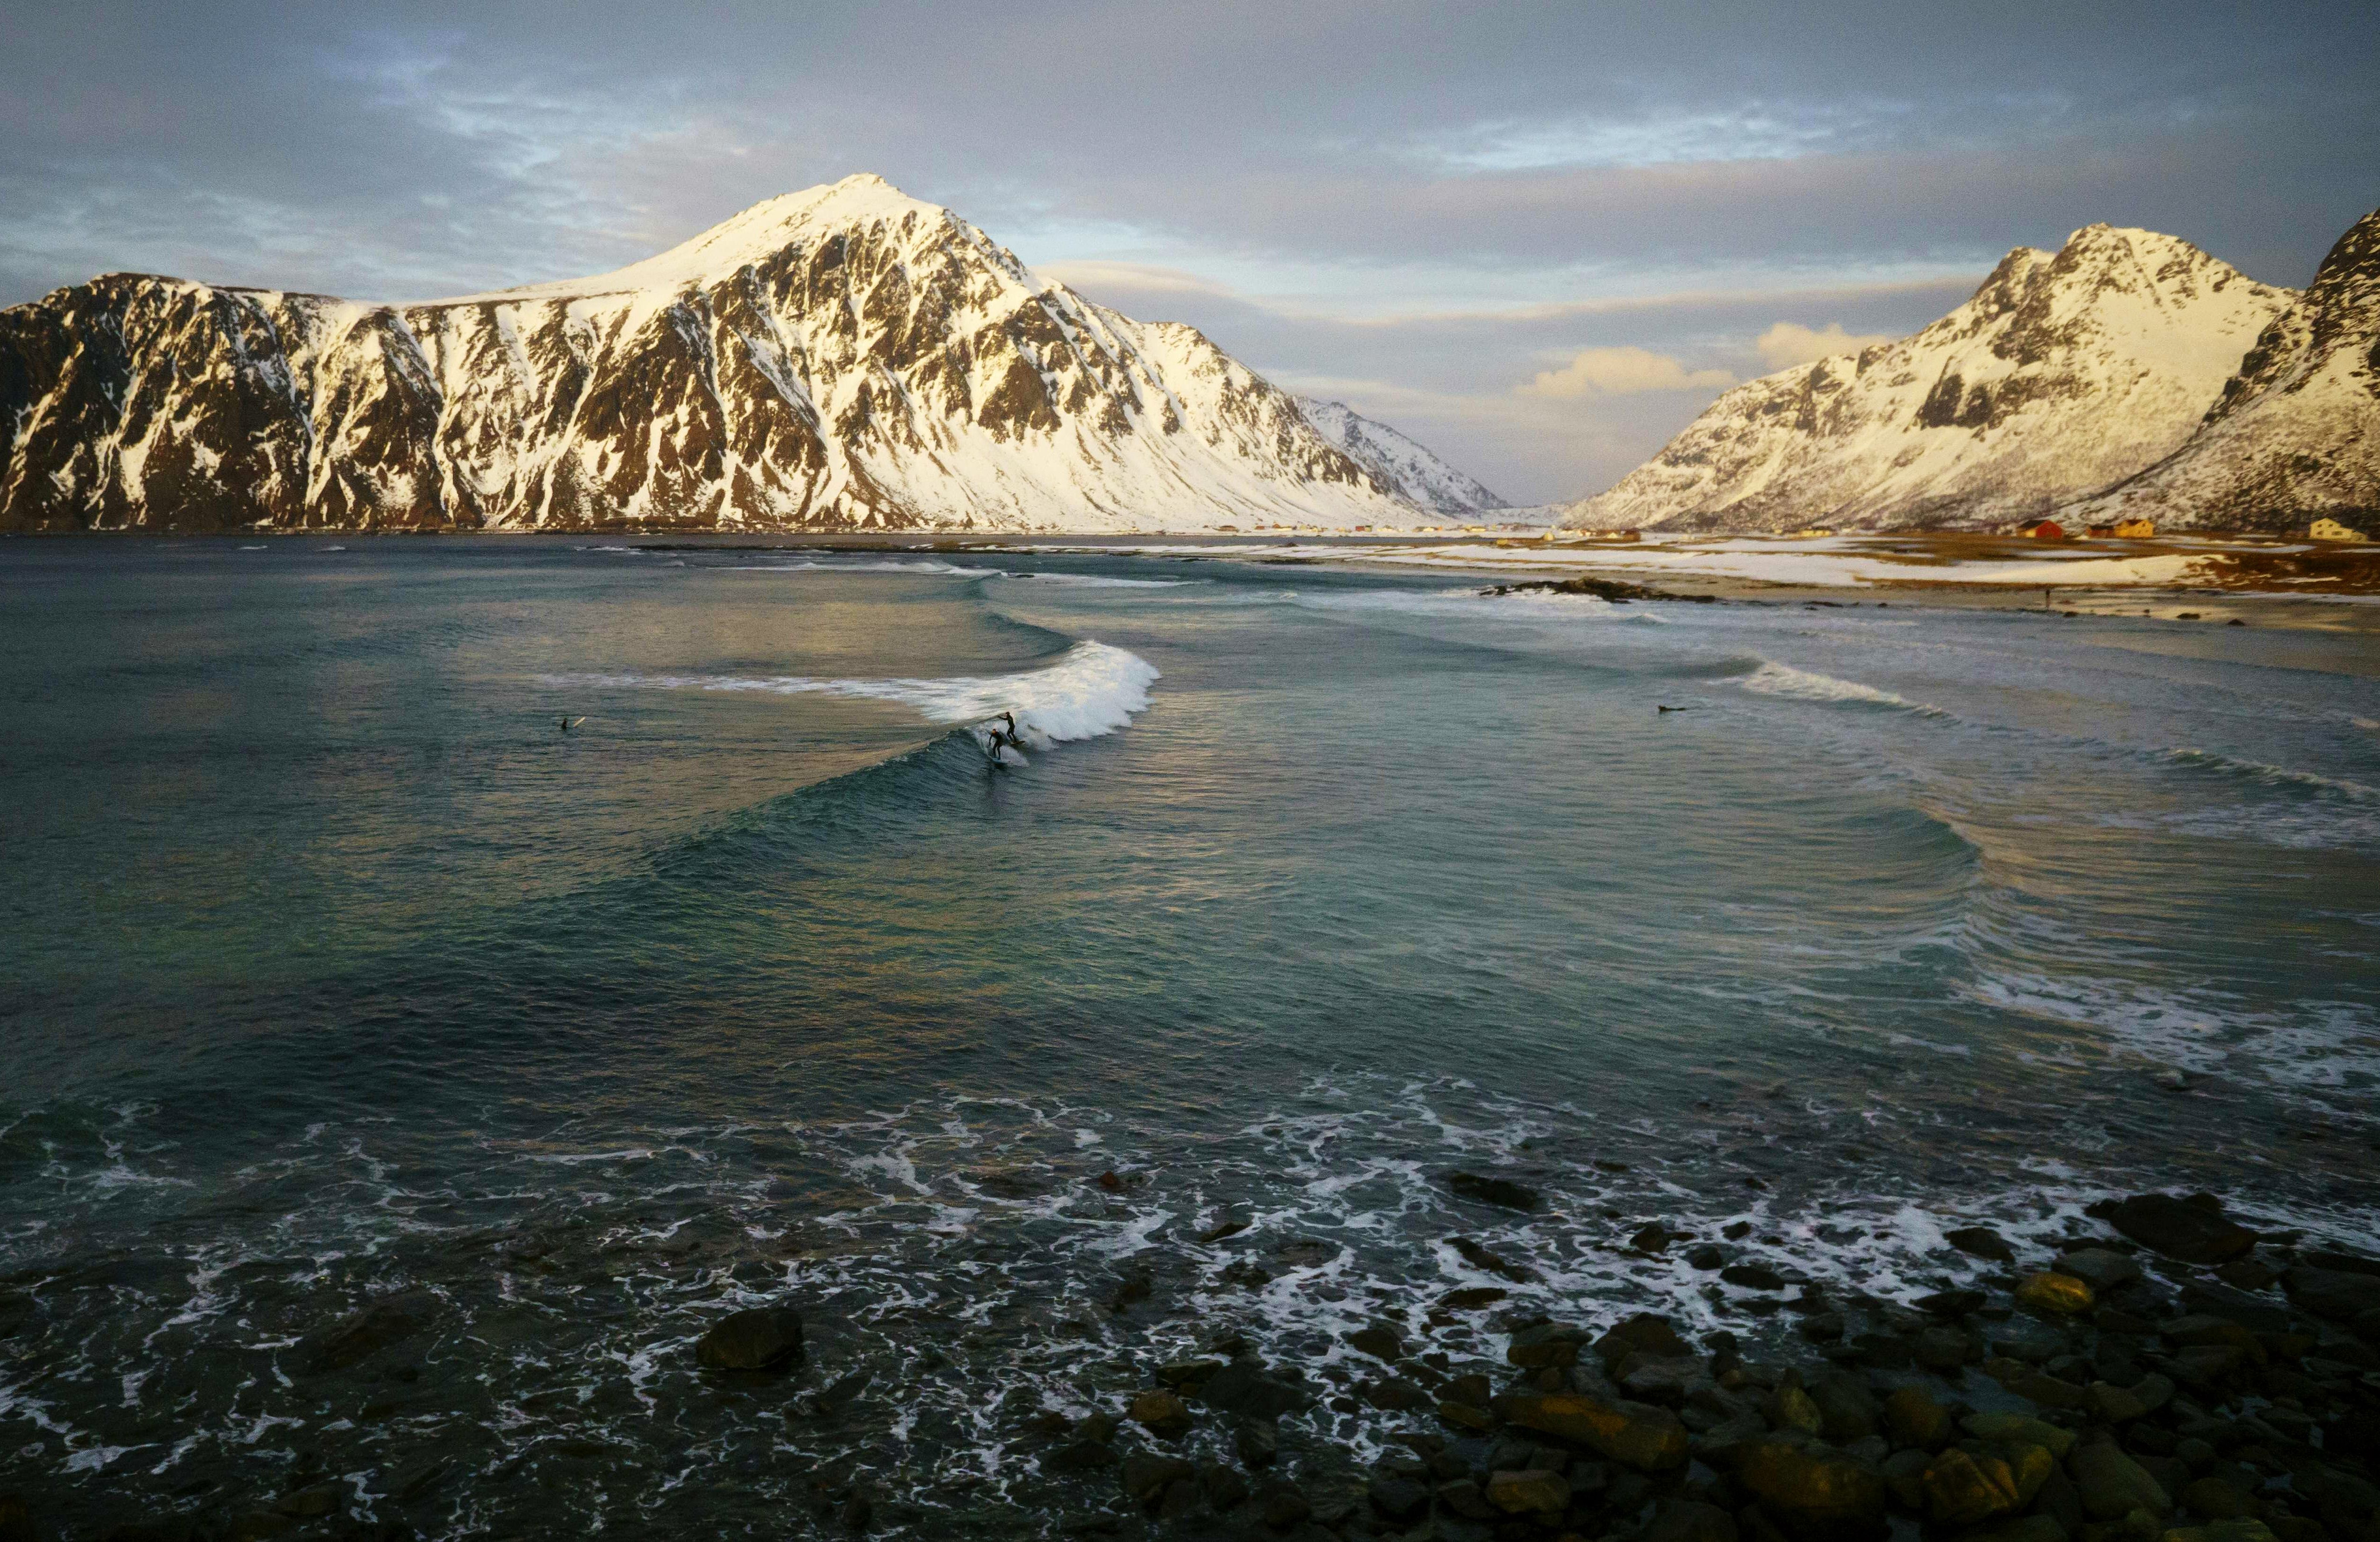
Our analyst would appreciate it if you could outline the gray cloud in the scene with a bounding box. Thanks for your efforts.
[3,0,2372,502]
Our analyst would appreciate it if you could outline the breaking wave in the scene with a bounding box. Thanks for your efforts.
[541,640,1159,749]
[1735,659,1948,717]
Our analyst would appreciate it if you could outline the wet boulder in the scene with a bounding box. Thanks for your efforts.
[2284,1266,2380,1323]
[1593,1312,1692,1370]
[1129,1389,1192,1439]
[1501,1389,1690,1470]
[2071,1439,2171,1520]
[296,1290,438,1374]
[2014,1271,2095,1316]
[1443,1171,1542,1211]
[693,1305,804,1371]
[1485,1469,1571,1515]
[2088,1193,2255,1264]
[2054,1246,2142,1293]
[1731,1432,1888,1539]
[1945,1225,2015,1263]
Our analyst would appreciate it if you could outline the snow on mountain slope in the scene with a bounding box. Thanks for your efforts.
[1563,225,2294,532]
[2071,207,2380,532]
[1294,397,1506,515]
[0,176,1421,533]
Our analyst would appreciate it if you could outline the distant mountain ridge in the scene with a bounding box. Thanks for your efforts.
[0,176,1465,533]
[1566,223,2302,533]
[1294,398,1506,515]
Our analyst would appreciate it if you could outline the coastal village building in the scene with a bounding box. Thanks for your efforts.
[2025,520,2067,539]
[2309,517,2367,541]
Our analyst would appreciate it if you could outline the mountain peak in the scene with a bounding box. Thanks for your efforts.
[435,175,961,305]
[1567,218,2295,533]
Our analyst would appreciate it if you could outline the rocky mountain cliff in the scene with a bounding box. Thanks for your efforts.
[1294,397,1505,515]
[2072,207,2380,532]
[0,177,1430,533]
[1564,225,2294,532]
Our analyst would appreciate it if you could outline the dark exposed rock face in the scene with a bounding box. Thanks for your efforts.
[2089,1192,2257,1264]
[0,177,1416,534]
[692,1305,804,1371]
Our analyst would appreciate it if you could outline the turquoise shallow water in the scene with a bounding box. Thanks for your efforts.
[2,537,2376,1536]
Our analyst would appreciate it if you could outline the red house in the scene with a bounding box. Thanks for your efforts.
[2025,520,2066,539]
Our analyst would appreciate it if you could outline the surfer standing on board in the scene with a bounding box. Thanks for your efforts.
[986,710,1023,763]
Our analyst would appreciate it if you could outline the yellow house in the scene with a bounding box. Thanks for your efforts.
[2112,518,2154,538]
[2310,517,2368,542]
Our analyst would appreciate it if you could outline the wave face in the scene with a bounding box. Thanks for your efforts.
[3,539,2378,1539]
[543,640,1158,749]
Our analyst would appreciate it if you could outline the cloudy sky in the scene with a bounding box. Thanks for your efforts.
[4,2,2372,504]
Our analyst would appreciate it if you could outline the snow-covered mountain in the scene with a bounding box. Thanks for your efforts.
[2072,207,2380,532]
[0,176,1429,533]
[1294,397,1505,515]
[1564,224,2295,532]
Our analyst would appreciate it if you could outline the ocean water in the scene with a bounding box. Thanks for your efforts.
[2,537,2376,1537]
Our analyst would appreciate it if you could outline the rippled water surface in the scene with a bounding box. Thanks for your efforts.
[3,538,2376,1537]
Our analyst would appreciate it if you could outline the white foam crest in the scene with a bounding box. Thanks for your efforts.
[721,558,1004,578]
[2161,747,2380,802]
[544,641,1158,749]
[1000,573,1200,589]
[1737,659,1947,716]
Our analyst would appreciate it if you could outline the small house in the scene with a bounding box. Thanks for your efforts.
[2025,520,2066,539]
[2113,518,2154,538]
[2310,517,2368,542]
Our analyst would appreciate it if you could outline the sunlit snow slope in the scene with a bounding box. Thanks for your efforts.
[1565,225,2295,532]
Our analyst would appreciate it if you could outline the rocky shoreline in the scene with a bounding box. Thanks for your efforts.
[5,1184,2379,1541]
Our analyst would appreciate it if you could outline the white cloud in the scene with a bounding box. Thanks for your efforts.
[1519,346,1735,398]
[1755,320,1895,369]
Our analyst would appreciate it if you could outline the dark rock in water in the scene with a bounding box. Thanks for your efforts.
[1233,1418,1279,1468]
[297,1290,438,1374]
[838,1488,873,1531]
[1120,1453,1196,1507]
[1436,1477,1493,1520]
[693,1305,804,1371]
[1438,1286,1508,1310]
[2302,1248,2380,1279]
[1199,1359,1312,1419]
[1500,1390,1689,1471]
[1912,1326,1974,1372]
[1485,1469,1570,1515]
[1194,1217,1248,1244]
[1368,1472,1431,1522]
[2284,1266,2380,1322]
[1107,1269,1153,1312]
[1199,1461,1249,1511]
[1919,1447,2024,1527]
[1155,1358,1224,1388]
[1882,1385,1952,1451]
[809,1368,871,1417]
[0,1496,31,1542]
[2070,1440,2171,1519]
[1645,1498,1741,1542]
[1945,1226,2015,1263]
[1129,1389,1192,1439]
[1915,1289,1986,1319]
[1803,1371,1878,1443]
[1595,1313,1691,1370]
[1448,1236,1536,1282]
[1044,1440,1116,1473]
[1731,1433,1887,1539]
[2055,1247,2144,1292]
[1346,1323,1404,1362]
[1444,1171,1541,1211]
[1359,1376,1431,1412]
[1508,1321,1590,1368]
[1256,1482,1311,1528]
[2090,1193,2255,1263]
[1721,1263,1784,1291]
[1633,1222,1688,1252]
[1688,1243,1725,1270]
